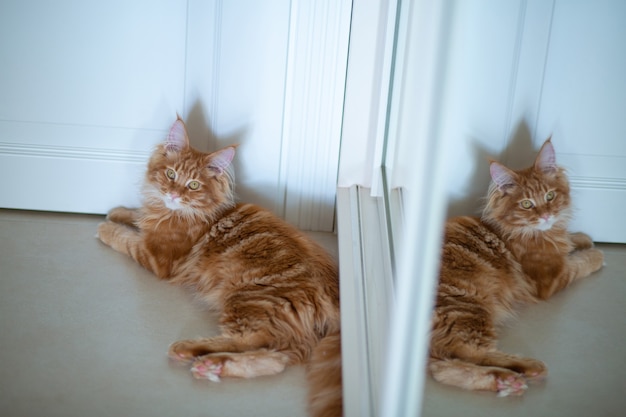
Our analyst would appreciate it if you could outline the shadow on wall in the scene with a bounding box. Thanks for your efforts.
[183,101,270,211]
[181,101,292,225]
[446,120,547,219]
[184,100,245,154]
[177,101,336,230]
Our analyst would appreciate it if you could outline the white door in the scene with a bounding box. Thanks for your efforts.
[409,0,626,244]
[0,0,351,232]
[530,0,626,243]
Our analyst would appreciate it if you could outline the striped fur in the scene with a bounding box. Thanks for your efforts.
[430,139,604,396]
[97,117,342,416]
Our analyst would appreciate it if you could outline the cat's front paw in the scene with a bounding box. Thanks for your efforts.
[96,221,117,246]
[107,206,139,226]
[496,374,528,397]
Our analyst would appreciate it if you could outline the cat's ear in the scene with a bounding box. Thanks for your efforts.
[207,146,235,175]
[490,162,517,191]
[534,138,557,173]
[166,116,189,152]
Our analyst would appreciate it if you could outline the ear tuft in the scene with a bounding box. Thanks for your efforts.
[208,147,235,175]
[166,117,189,152]
[535,138,557,172]
[490,162,517,191]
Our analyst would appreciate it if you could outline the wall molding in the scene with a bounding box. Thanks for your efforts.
[570,176,626,191]
[0,142,150,164]
[280,0,352,231]
[1,1,353,229]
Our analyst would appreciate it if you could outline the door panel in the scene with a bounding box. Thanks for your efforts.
[0,0,351,232]
[0,1,183,213]
[0,1,188,213]
[0,1,186,128]
[535,0,626,242]
[416,0,626,243]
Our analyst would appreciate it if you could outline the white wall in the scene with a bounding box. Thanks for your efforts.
[0,0,351,232]
[0,1,184,214]
[387,0,626,242]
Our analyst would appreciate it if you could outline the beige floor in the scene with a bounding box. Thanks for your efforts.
[0,209,340,417]
[422,243,626,417]
[1,210,625,417]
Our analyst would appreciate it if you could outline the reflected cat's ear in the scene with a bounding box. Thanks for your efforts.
[534,138,557,173]
[166,116,189,152]
[208,146,235,175]
[490,162,517,191]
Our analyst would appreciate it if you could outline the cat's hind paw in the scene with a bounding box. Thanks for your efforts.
[106,206,139,226]
[191,358,224,382]
[496,374,528,397]
[168,340,199,364]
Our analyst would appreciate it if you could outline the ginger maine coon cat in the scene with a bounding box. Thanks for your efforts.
[430,138,604,396]
[97,117,342,417]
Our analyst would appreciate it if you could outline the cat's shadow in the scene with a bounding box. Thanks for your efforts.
[184,101,282,215]
[446,120,539,218]
[185,101,244,154]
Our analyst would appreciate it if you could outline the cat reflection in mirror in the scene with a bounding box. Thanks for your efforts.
[429,138,604,396]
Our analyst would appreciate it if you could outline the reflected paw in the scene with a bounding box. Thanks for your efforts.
[496,374,528,397]
[588,248,605,270]
[570,232,594,250]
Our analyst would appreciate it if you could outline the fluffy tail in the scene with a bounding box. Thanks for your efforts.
[306,331,342,417]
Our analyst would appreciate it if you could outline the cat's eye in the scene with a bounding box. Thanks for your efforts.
[520,200,534,209]
[166,168,176,180]
[187,180,200,190]
[546,191,556,201]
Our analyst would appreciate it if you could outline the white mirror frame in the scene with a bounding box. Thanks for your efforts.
[338,0,455,416]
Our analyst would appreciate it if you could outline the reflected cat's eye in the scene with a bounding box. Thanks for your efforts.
[520,200,534,209]
[187,180,200,190]
[166,168,176,180]
[546,191,555,201]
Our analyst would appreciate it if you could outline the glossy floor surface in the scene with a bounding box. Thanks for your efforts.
[421,242,626,417]
[0,209,340,417]
[1,210,624,417]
